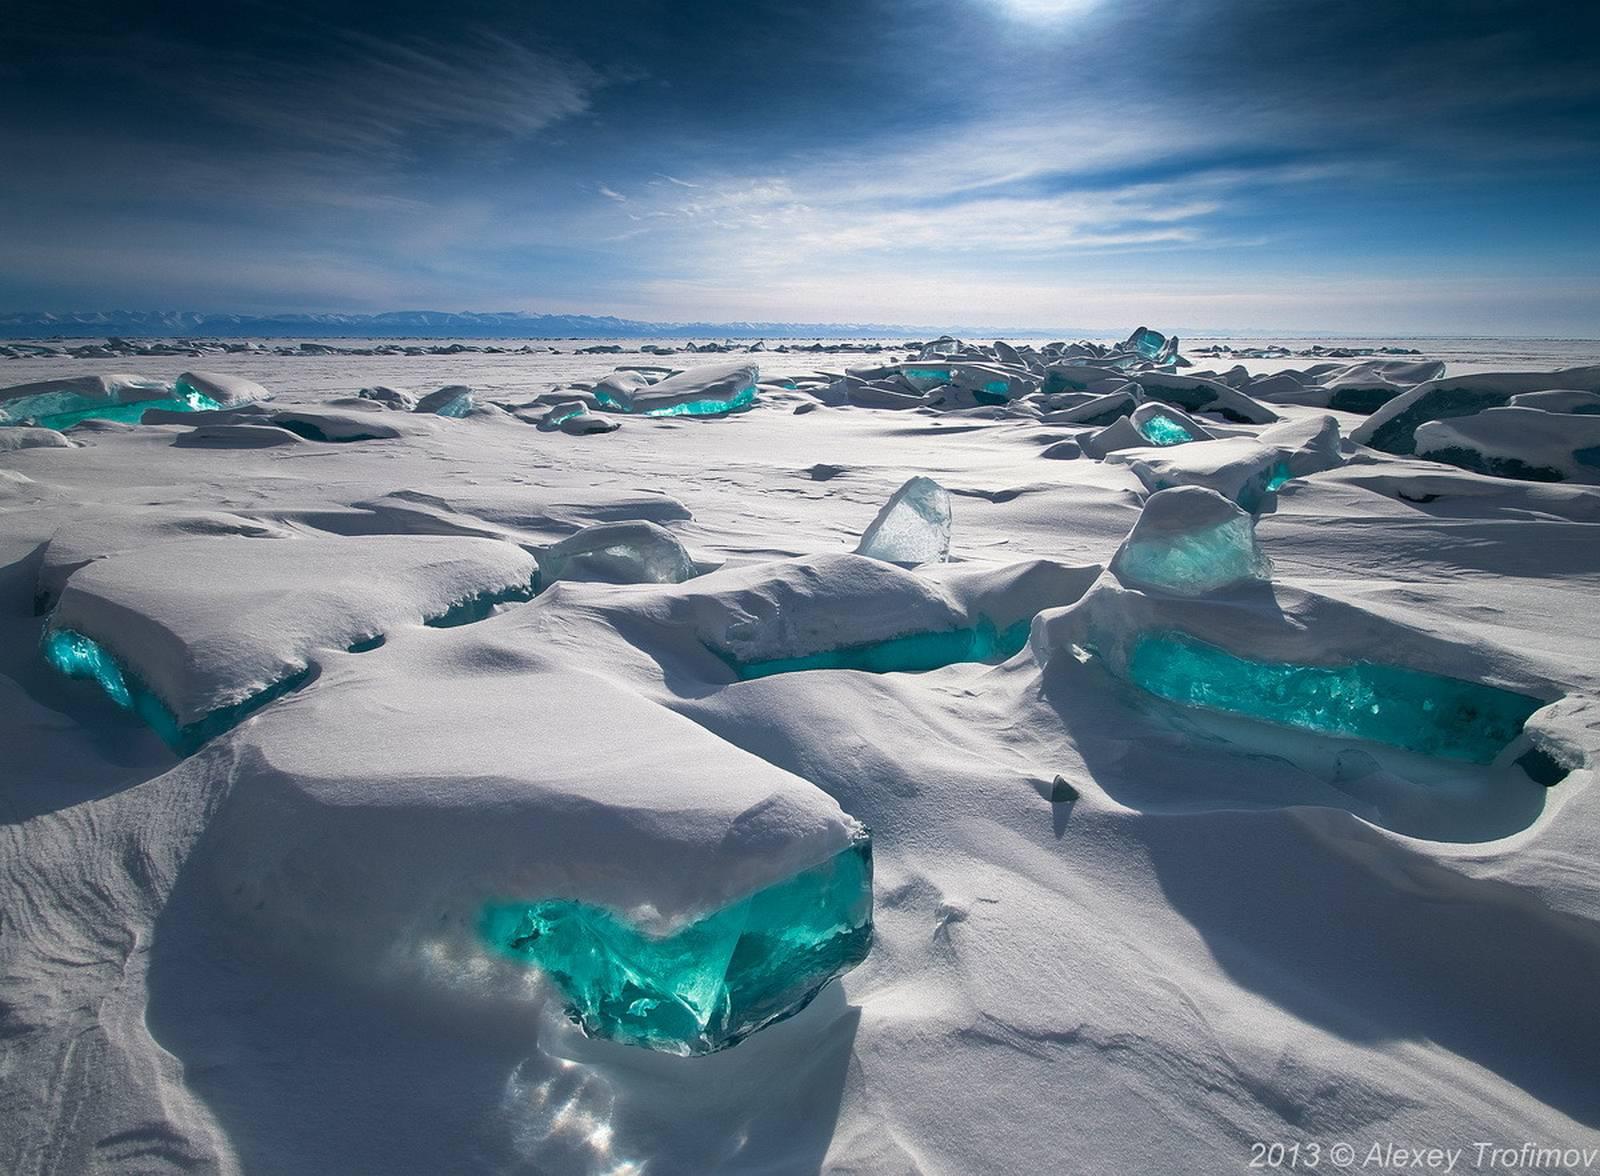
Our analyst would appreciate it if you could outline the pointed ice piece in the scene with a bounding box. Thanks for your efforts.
[538,520,696,585]
[855,476,952,565]
[415,385,475,417]
[1110,486,1271,597]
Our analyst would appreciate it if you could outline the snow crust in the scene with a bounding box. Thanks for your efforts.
[3,338,1599,1175]
[48,534,537,724]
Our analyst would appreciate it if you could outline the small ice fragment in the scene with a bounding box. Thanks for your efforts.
[1110,486,1270,597]
[855,476,952,565]
[538,520,696,585]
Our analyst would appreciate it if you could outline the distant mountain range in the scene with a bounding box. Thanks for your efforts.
[0,309,1098,341]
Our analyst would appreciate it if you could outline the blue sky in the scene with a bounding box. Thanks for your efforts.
[1,0,1597,333]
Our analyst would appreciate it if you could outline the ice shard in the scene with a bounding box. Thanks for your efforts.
[856,476,952,565]
[1110,487,1270,596]
[481,829,873,1055]
[1124,631,1544,764]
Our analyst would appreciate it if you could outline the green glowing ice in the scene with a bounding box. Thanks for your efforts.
[1125,630,1544,763]
[1137,414,1195,446]
[43,629,134,707]
[728,618,1031,679]
[595,386,757,417]
[1264,462,1293,492]
[42,628,310,756]
[1130,328,1167,360]
[481,830,873,1054]
[21,390,222,431]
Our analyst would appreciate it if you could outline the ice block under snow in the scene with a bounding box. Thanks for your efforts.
[205,634,872,1055]
[0,373,202,429]
[594,362,759,417]
[1110,487,1270,597]
[43,534,537,750]
[855,476,952,565]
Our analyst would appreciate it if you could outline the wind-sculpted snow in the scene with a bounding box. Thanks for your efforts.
[1415,406,1600,484]
[35,506,296,610]
[1353,365,1600,455]
[203,634,866,1036]
[44,534,537,740]
[1114,437,1293,512]
[593,361,758,416]
[536,552,1098,684]
[3,337,1600,1174]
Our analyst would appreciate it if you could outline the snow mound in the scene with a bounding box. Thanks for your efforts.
[46,534,537,734]
[202,631,865,1022]
[0,426,73,451]
[36,507,296,610]
[1353,365,1600,454]
[1112,437,1291,512]
[175,371,272,408]
[596,361,759,417]
[537,552,1096,682]
[1415,406,1600,484]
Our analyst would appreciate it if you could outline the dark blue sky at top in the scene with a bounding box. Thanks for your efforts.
[1,0,1596,332]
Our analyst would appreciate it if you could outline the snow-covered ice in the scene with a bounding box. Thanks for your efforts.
[2,332,1599,1174]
